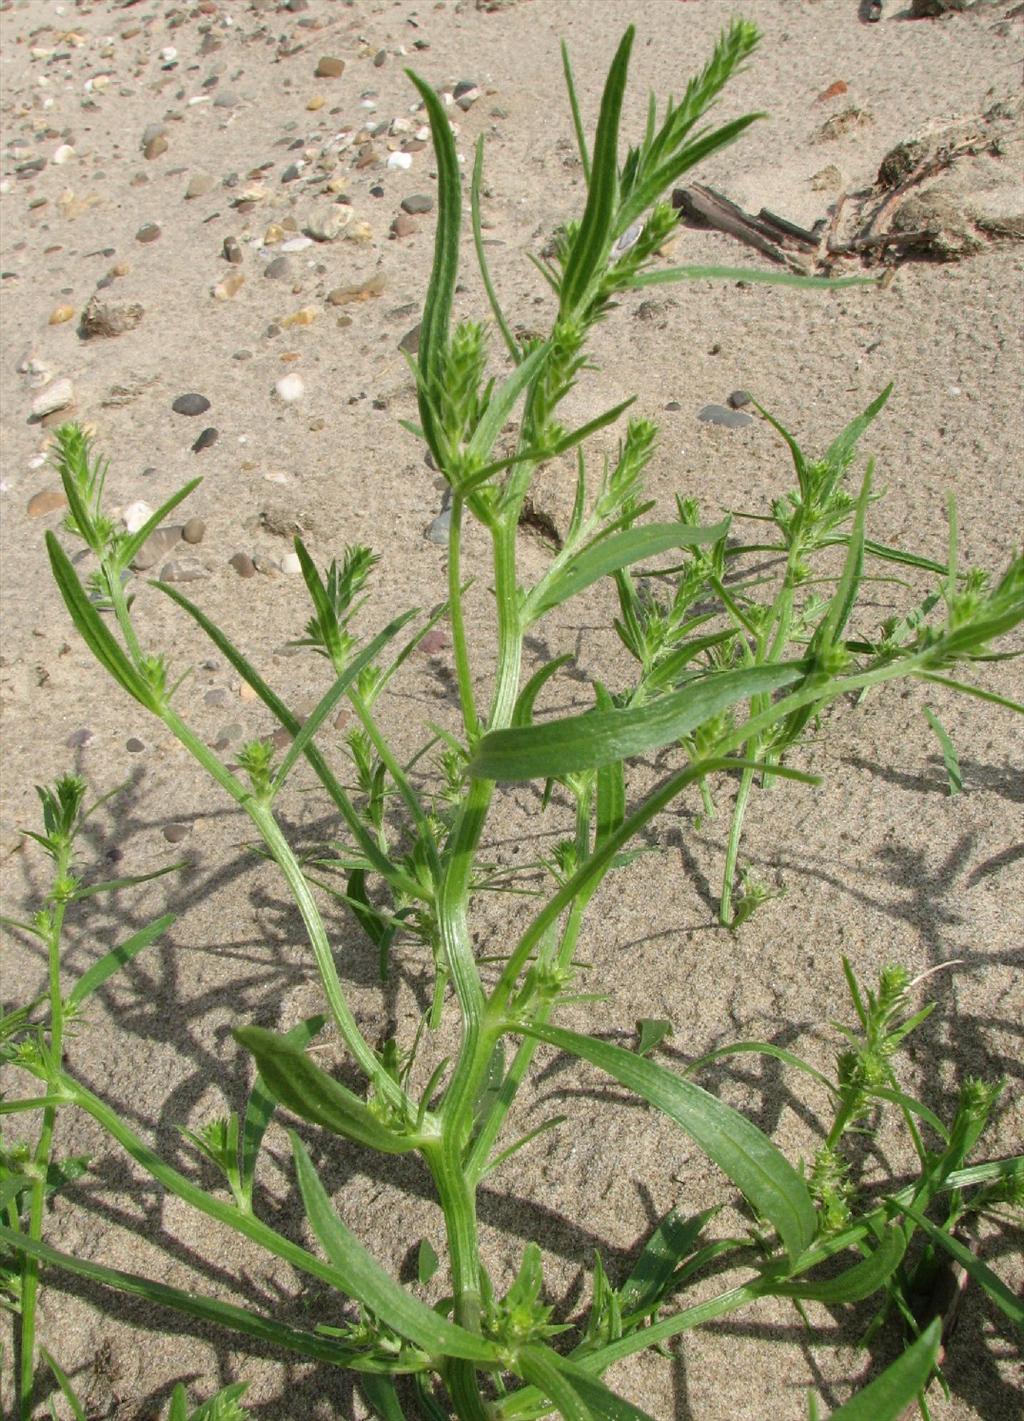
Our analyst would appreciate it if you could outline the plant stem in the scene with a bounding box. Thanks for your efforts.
[719,762,756,926]
[449,494,479,740]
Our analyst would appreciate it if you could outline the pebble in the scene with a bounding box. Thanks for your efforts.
[126,737,146,753]
[160,556,209,583]
[386,151,412,171]
[131,524,181,570]
[122,500,155,533]
[281,306,318,328]
[275,373,305,401]
[213,91,239,110]
[191,427,218,453]
[223,236,243,263]
[315,56,345,79]
[66,728,94,749]
[305,206,351,241]
[401,193,433,215]
[697,404,753,429]
[391,212,417,239]
[307,95,325,111]
[212,272,245,300]
[280,551,302,575]
[182,516,206,544]
[172,393,211,417]
[280,235,314,252]
[49,304,75,324]
[727,390,752,409]
[417,628,449,655]
[27,489,69,518]
[425,506,451,544]
[264,255,292,280]
[399,323,421,354]
[81,295,144,337]
[52,144,75,166]
[327,272,386,305]
[31,379,74,419]
[144,134,168,160]
[230,552,256,578]
[373,49,387,67]
[281,162,304,183]
[185,172,215,199]
[163,823,191,844]
[136,222,161,244]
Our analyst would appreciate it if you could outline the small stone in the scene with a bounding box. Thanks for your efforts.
[373,49,387,67]
[204,688,231,707]
[66,728,94,749]
[810,164,843,192]
[697,404,753,429]
[391,212,417,239]
[81,295,144,337]
[401,193,433,215]
[307,95,325,111]
[31,379,74,419]
[144,134,168,160]
[172,393,211,417]
[213,722,243,750]
[417,628,449,655]
[315,56,345,78]
[455,85,480,112]
[136,222,161,244]
[191,427,218,453]
[281,162,304,183]
[664,400,681,411]
[27,489,68,518]
[163,822,191,843]
[223,236,243,264]
[126,737,146,753]
[182,516,206,543]
[131,524,181,570]
[399,323,421,354]
[275,373,305,401]
[387,151,412,171]
[281,235,314,252]
[305,206,351,241]
[213,91,239,110]
[185,172,215,199]
[52,144,75,166]
[281,306,318,328]
[327,272,386,305]
[355,144,378,170]
[212,272,245,300]
[122,499,155,533]
[264,255,292,280]
[49,304,75,325]
[281,551,302,575]
[160,556,209,584]
[425,506,451,544]
[727,390,752,409]
[230,551,256,578]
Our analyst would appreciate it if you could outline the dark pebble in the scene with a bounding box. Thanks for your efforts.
[373,49,387,67]
[172,392,211,416]
[664,400,681,411]
[223,236,243,264]
[727,389,752,409]
[697,404,753,429]
[136,222,161,244]
[369,184,385,198]
[399,323,421,354]
[391,213,417,238]
[401,193,433,215]
[192,426,218,453]
[66,727,94,748]
[264,255,292,280]
[163,822,191,843]
[281,162,303,183]
[204,688,231,707]
[126,737,145,753]
[315,56,345,78]
[229,551,256,578]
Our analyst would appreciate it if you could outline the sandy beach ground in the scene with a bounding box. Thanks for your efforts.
[1,1,1022,1417]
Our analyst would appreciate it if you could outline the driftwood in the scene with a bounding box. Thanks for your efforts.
[672,184,822,273]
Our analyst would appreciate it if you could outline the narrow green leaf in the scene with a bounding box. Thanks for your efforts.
[69,860,184,901]
[915,672,1024,716]
[360,1375,408,1421]
[417,1238,440,1285]
[517,1024,816,1264]
[470,662,806,780]
[766,1225,905,1304]
[685,1041,838,1097]
[922,707,962,795]
[619,1206,718,1317]
[823,385,892,473]
[512,654,574,728]
[290,1135,500,1363]
[472,138,519,360]
[169,1384,189,1421]
[0,1226,360,1367]
[234,1026,416,1154]
[240,1014,325,1205]
[635,1019,672,1057]
[66,914,174,1008]
[891,1200,1023,1327]
[561,40,591,183]
[533,1349,657,1420]
[867,1085,949,1142]
[40,1348,88,1421]
[825,1320,940,1421]
[272,610,417,792]
[117,479,202,570]
[811,464,871,658]
[616,114,761,233]
[516,1346,591,1420]
[189,1383,251,1421]
[46,533,156,710]
[561,26,634,313]
[465,342,550,471]
[633,265,873,292]
[525,519,730,624]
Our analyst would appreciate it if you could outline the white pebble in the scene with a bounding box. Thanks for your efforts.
[281,236,314,252]
[28,454,47,469]
[122,500,154,534]
[264,470,289,484]
[275,373,305,402]
[387,151,412,170]
[281,552,302,576]
[160,46,177,63]
[52,144,75,165]
[31,378,74,419]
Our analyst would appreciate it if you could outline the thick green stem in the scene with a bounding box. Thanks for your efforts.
[449,494,479,740]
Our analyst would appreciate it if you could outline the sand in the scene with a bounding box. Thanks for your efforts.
[1,1,1022,1417]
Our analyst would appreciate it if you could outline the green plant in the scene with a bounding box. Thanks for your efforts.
[2,21,1022,1421]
